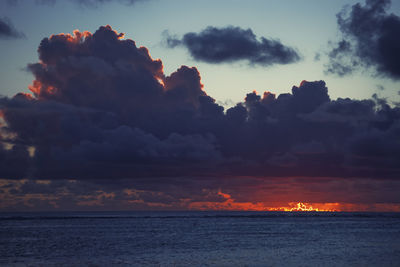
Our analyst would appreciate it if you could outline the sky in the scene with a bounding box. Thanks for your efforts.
[0,0,400,211]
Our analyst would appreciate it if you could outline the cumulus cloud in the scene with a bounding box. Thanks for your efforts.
[0,17,24,39]
[326,0,400,79]
[1,25,400,210]
[165,26,301,66]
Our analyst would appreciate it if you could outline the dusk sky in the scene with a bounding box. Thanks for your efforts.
[1,0,400,211]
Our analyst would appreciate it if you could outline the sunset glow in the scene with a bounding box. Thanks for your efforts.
[28,80,57,97]
[268,202,339,212]
[156,77,165,87]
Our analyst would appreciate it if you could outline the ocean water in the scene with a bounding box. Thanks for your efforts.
[1,211,400,266]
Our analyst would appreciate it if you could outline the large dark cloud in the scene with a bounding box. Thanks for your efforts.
[165,26,301,66]
[326,0,400,79]
[0,17,24,39]
[1,25,400,210]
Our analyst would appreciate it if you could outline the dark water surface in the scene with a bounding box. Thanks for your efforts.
[1,211,400,266]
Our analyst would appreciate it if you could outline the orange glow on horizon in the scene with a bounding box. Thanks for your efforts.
[268,202,339,212]
[189,191,341,212]
[188,191,400,212]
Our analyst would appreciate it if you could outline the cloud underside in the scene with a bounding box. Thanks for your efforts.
[165,26,301,66]
[326,0,400,79]
[0,25,400,210]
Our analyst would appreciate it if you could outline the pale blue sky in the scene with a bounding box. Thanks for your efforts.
[1,0,399,105]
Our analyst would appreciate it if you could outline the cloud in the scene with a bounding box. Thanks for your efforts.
[165,26,301,66]
[0,144,30,179]
[1,25,400,210]
[66,0,148,8]
[326,0,400,79]
[0,17,25,39]
[7,0,147,8]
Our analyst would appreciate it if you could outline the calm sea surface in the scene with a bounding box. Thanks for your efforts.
[1,211,400,266]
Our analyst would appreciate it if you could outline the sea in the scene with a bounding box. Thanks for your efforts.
[1,211,400,266]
